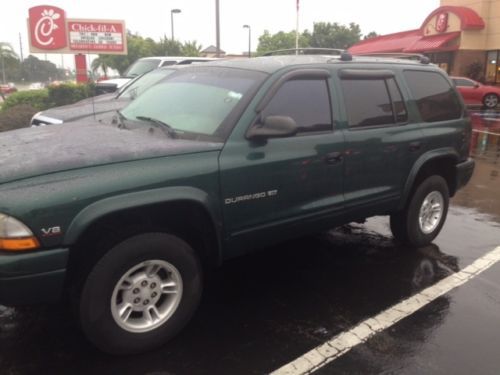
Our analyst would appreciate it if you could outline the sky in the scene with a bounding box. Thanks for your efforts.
[1,0,440,71]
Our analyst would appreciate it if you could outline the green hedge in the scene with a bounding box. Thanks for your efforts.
[48,82,95,107]
[0,83,97,132]
[1,90,49,111]
[1,82,96,112]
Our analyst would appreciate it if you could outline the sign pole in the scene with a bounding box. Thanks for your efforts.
[75,54,88,83]
[295,0,299,53]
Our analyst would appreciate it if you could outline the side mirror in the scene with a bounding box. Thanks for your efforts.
[474,83,480,88]
[247,115,298,139]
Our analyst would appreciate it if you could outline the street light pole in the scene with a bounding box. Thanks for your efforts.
[215,0,220,57]
[171,9,181,41]
[243,25,251,58]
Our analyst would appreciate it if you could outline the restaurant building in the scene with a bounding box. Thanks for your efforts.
[349,0,500,84]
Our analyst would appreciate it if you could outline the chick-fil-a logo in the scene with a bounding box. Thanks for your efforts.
[28,5,67,50]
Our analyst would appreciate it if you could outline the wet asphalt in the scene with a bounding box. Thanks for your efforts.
[0,112,499,375]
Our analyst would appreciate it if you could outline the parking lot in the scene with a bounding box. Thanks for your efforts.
[0,111,499,375]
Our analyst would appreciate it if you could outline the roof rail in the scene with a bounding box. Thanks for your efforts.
[351,52,430,64]
[263,48,345,56]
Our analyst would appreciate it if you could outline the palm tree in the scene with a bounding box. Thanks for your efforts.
[91,56,109,79]
[181,41,202,57]
[0,42,18,84]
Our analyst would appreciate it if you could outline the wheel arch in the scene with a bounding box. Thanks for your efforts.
[64,187,223,285]
[399,149,459,210]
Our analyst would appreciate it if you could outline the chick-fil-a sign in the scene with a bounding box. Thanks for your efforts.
[28,5,67,50]
[28,5,127,55]
[68,21,125,52]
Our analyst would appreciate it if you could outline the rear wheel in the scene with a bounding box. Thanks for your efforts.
[483,93,499,109]
[78,232,202,354]
[390,176,449,247]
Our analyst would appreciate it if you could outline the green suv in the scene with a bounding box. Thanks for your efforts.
[0,51,474,354]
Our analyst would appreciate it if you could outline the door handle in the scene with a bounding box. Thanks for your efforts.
[409,141,422,152]
[324,151,343,164]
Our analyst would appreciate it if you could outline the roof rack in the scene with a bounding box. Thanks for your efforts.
[351,52,430,64]
[263,48,345,56]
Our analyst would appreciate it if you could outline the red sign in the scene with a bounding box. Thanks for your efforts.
[68,21,125,52]
[436,12,449,33]
[28,5,67,50]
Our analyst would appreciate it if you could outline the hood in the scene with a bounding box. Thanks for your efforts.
[0,122,222,184]
[35,94,128,123]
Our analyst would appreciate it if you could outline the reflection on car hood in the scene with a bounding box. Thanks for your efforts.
[35,94,128,123]
[97,78,131,88]
[0,122,222,184]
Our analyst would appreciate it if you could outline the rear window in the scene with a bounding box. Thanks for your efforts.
[404,70,462,122]
[341,77,407,128]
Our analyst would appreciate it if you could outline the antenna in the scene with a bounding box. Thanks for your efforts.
[87,52,97,122]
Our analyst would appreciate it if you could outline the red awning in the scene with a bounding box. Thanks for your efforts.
[405,32,460,52]
[349,30,421,54]
[349,31,460,54]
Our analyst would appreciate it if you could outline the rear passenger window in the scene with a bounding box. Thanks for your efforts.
[404,70,462,122]
[263,79,332,134]
[341,78,407,128]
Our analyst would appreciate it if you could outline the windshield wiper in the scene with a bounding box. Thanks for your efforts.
[136,116,177,138]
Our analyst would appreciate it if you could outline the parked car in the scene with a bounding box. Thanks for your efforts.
[30,67,179,126]
[0,82,17,95]
[0,51,474,355]
[95,56,217,95]
[28,82,46,90]
[451,76,500,109]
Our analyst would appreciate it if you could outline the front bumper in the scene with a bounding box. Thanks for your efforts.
[0,248,68,305]
[455,157,475,192]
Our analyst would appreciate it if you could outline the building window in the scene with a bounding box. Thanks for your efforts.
[486,51,499,84]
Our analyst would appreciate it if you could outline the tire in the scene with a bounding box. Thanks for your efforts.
[483,93,499,109]
[390,176,449,248]
[78,232,202,355]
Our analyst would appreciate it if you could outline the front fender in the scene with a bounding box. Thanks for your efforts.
[399,148,459,210]
[63,186,222,250]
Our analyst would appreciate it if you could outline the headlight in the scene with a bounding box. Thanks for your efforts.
[0,213,40,251]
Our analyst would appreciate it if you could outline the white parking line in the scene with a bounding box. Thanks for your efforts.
[271,246,500,375]
[472,129,500,136]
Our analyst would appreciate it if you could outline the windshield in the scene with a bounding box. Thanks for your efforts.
[120,67,266,141]
[123,59,161,77]
[118,69,176,99]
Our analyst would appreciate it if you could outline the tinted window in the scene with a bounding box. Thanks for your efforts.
[453,78,475,87]
[387,78,408,123]
[124,59,161,77]
[341,79,397,127]
[404,71,462,122]
[263,79,332,134]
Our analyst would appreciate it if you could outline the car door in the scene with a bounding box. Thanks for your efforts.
[337,69,425,219]
[453,78,481,105]
[219,69,345,255]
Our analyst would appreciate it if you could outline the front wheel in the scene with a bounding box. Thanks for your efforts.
[390,176,449,247]
[483,93,499,109]
[78,233,202,354]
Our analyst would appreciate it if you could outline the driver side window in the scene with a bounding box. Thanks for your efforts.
[262,79,333,135]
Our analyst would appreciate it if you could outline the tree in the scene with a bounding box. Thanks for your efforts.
[181,41,202,57]
[309,22,361,50]
[91,57,109,79]
[0,42,18,84]
[22,55,62,82]
[363,31,379,40]
[256,30,310,55]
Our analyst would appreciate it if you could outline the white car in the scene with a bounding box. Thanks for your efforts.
[95,56,218,94]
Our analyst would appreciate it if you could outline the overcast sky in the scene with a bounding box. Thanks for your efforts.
[3,0,440,70]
